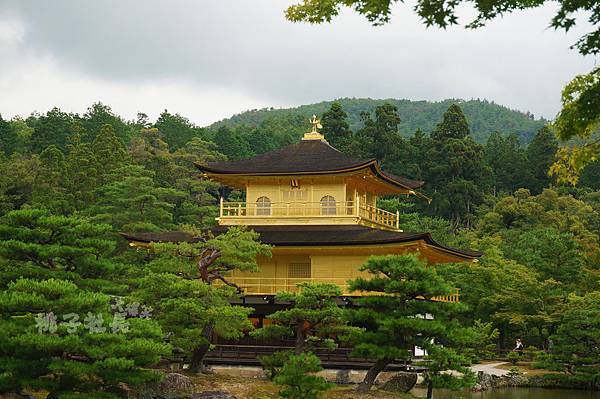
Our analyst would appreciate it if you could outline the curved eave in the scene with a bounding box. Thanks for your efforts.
[195,158,375,177]
[120,228,481,262]
[196,160,425,193]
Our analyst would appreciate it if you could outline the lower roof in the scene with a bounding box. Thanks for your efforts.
[121,225,480,260]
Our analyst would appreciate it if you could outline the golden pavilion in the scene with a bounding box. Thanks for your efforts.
[123,116,479,305]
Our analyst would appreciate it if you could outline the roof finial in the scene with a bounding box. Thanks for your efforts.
[302,115,327,141]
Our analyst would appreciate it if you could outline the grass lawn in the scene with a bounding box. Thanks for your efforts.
[496,361,562,376]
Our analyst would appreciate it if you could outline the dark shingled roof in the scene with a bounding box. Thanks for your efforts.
[120,225,481,259]
[195,139,424,190]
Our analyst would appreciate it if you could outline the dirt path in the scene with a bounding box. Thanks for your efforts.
[470,361,510,376]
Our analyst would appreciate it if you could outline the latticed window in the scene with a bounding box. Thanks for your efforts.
[288,262,311,279]
[256,196,271,216]
[320,195,336,215]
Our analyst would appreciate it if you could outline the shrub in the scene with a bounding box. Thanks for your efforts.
[507,366,523,378]
[507,351,520,365]
[258,350,292,380]
[274,353,334,399]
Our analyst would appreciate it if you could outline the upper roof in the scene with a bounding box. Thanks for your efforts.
[195,139,424,190]
[121,225,481,261]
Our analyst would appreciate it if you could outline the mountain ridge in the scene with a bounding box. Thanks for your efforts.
[209,97,548,144]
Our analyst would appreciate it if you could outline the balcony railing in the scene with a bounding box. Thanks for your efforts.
[219,200,400,230]
[216,276,460,302]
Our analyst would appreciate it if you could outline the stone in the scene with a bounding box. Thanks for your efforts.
[380,372,418,393]
[335,369,351,385]
[192,391,237,399]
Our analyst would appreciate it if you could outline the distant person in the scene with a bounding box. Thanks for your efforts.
[514,338,524,352]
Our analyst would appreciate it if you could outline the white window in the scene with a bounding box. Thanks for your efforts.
[282,189,308,201]
[320,195,336,215]
[256,196,271,216]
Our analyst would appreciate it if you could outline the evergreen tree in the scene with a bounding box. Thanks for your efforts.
[129,128,176,187]
[525,126,558,194]
[91,124,128,184]
[0,114,18,156]
[213,126,252,160]
[425,104,488,226]
[579,159,600,190]
[31,145,70,214]
[252,283,353,354]
[0,154,39,215]
[485,132,527,193]
[65,134,99,210]
[274,353,334,399]
[138,227,271,372]
[133,273,253,374]
[321,102,351,149]
[171,138,225,227]
[351,103,402,163]
[8,117,34,155]
[0,209,170,397]
[155,110,204,150]
[502,227,586,287]
[247,127,279,155]
[82,102,132,144]
[29,108,77,153]
[347,254,474,393]
[431,103,470,140]
[540,292,600,382]
[87,165,184,232]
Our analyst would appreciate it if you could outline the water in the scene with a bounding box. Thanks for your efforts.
[410,387,600,399]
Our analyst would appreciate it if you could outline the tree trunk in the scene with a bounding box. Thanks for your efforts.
[427,379,434,399]
[357,358,390,393]
[294,323,305,355]
[188,324,214,373]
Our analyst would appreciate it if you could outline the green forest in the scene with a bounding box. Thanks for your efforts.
[0,100,599,397]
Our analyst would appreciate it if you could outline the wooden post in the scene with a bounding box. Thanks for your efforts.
[355,193,360,217]
[396,210,400,230]
[219,197,223,217]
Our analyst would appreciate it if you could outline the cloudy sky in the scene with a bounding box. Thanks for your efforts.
[0,1,596,126]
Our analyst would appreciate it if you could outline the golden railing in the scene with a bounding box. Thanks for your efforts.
[359,204,399,229]
[219,200,400,230]
[215,277,460,302]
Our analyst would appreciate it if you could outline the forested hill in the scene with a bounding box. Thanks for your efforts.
[210,98,547,144]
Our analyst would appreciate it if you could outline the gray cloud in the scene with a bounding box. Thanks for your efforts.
[0,0,596,124]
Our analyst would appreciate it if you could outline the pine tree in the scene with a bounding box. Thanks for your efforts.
[0,209,170,397]
[321,102,351,149]
[252,283,353,355]
[541,292,600,382]
[274,353,334,399]
[347,254,474,394]
[136,227,271,373]
[87,164,185,232]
